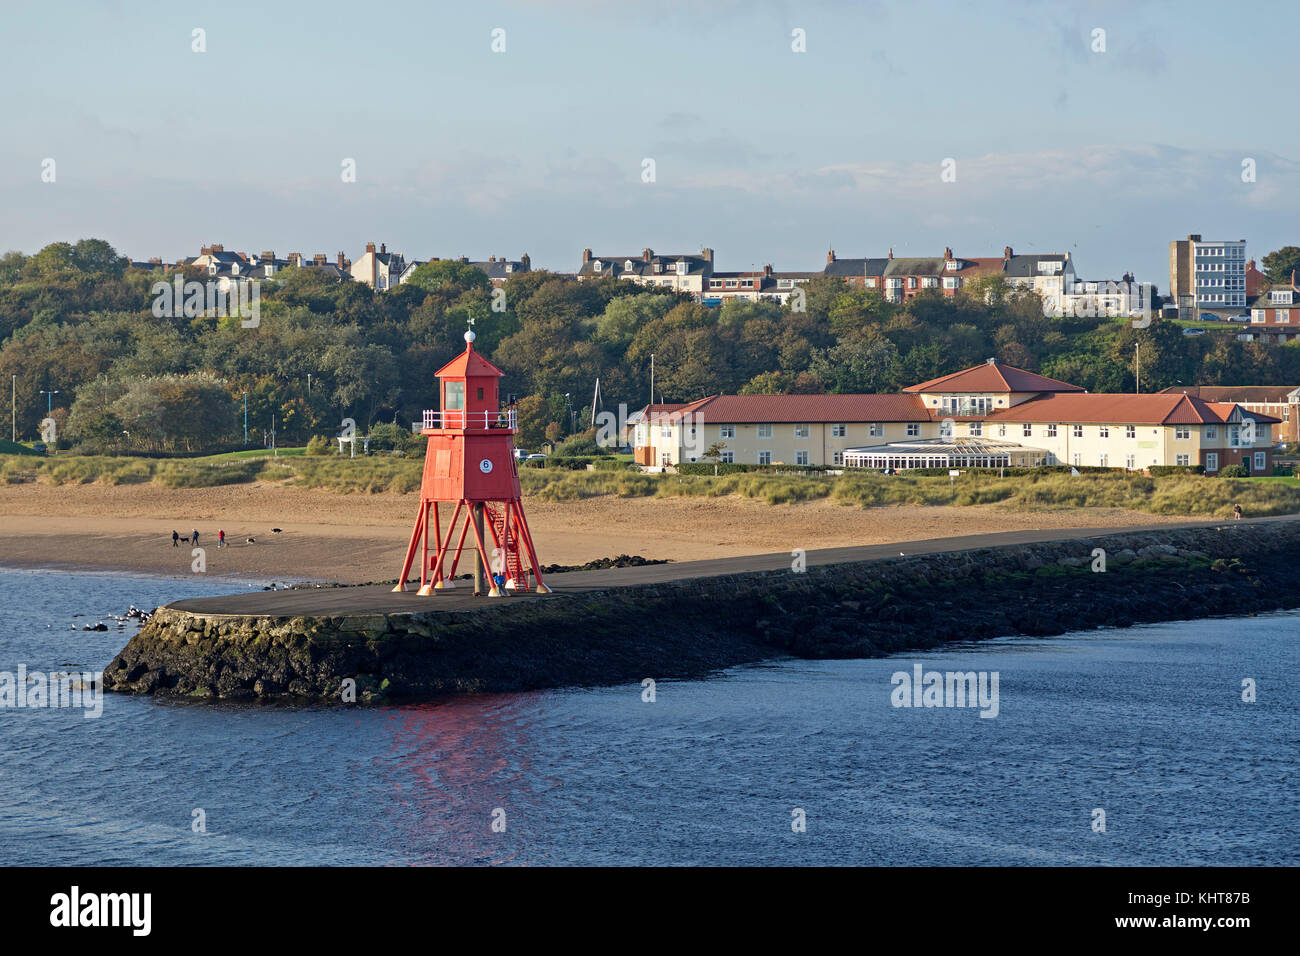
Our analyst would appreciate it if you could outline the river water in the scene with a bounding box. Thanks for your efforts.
[0,567,1294,866]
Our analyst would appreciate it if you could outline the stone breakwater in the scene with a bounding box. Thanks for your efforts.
[103,522,1300,702]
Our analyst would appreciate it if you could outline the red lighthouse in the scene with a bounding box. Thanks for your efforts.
[394,330,550,597]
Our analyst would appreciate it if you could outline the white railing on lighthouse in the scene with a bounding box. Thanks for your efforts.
[422,408,518,430]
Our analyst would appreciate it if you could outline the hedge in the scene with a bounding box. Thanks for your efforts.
[1148,465,1206,476]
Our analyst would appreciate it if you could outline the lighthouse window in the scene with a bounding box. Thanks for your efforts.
[444,381,465,410]
[476,387,484,401]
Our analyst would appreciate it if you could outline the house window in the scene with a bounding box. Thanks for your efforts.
[1099,453,1108,467]
[1205,425,1217,439]
[1127,455,1137,469]
[758,451,772,465]
[869,423,883,437]
[833,450,844,465]
[1099,425,1110,438]
[943,277,958,289]
[720,425,735,439]
[1023,423,1032,437]
[1072,453,1081,466]
[1278,310,1289,323]
[1072,425,1083,438]
[1047,424,1057,437]
[906,423,919,437]
[1175,426,1190,439]
[831,424,846,438]
[660,424,672,438]
[476,388,484,401]
[795,451,809,466]
[757,424,773,439]
[1205,453,1219,471]
[997,424,1006,437]
[1255,452,1266,471]
[1176,454,1189,466]
[1125,425,1135,439]
[794,424,810,438]
[720,451,734,463]
[969,422,982,436]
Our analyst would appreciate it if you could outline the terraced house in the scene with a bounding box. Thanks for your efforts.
[823,246,1077,311]
[633,360,1277,474]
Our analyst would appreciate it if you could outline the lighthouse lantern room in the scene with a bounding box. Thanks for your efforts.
[394,329,550,597]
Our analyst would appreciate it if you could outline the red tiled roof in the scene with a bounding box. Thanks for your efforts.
[904,362,1085,394]
[435,344,504,378]
[689,393,928,423]
[1158,385,1298,403]
[987,393,1280,425]
[636,397,713,422]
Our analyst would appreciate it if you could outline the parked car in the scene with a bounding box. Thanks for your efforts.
[1182,328,1206,336]
[524,453,548,461]
[31,442,47,454]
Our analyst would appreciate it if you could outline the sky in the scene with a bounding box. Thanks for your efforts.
[2,0,1297,288]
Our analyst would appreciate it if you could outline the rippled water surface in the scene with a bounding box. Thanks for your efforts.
[0,567,1295,865]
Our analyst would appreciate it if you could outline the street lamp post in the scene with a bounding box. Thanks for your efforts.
[10,375,15,443]
[40,389,59,415]
[243,391,248,445]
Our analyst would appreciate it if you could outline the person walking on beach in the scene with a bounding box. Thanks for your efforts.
[218,529,225,549]
[1233,504,1243,520]
[172,530,179,547]
[192,529,200,546]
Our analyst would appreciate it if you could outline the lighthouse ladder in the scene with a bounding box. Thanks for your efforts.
[490,506,530,592]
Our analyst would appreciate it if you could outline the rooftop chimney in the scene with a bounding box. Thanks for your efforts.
[582,248,592,263]
[642,248,653,262]
[212,244,224,253]
[365,242,376,254]
[337,251,347,268]
[261,250,275,262]
[313,253,327,265]
[1003,246,1013,260]
[520,254,531,270]
[827,249,836,264]
[944,246,953,260]
[763,264,773,277]
[380,243,386,255]
[701,247,714,264]
[888,247,894,259]
[489,255,496,263]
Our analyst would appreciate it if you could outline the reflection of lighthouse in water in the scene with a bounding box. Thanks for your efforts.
[383,696,557,865]
[395,329,550,597]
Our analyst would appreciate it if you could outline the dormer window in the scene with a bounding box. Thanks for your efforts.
[208,264,217,275]
[945,260,957,271]
[677,261,687,276]
[654,263,662,274]
[593,260,602,272]
[624,259,633,271]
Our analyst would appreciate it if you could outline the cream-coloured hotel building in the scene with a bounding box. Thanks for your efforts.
[632,360,1277,474]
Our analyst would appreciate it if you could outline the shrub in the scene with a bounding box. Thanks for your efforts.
[304,435,333,456]
[1149,465,1206,476]
[553,434,603,457]
[1218,464,1249,478]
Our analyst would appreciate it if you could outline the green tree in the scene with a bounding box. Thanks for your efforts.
[1261,246,1300,285]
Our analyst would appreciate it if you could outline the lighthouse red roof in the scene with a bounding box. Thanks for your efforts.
[435,342,505,378]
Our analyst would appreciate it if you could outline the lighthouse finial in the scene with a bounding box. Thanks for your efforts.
[464,328,476,345]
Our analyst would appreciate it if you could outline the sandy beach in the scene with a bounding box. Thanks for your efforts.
[0,480,1191,584]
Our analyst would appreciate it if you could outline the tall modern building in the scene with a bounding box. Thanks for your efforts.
[1169,234,1247,319]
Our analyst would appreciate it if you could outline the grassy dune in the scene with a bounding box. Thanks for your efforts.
[3,452,1298,518]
